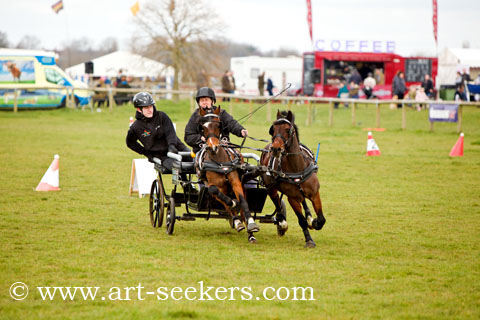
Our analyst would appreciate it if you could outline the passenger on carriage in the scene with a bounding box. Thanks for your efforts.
[184,87,248,154]
[126,92,191,172]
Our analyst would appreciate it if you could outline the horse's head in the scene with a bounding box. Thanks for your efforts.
[199,106,222,155]
[269,110,297,157]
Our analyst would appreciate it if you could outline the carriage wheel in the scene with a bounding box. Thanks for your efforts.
[149,179,165,228]
[166,197,176,235]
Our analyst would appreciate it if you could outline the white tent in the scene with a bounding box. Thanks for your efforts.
[65,51,174,79]
[438,48,480,86]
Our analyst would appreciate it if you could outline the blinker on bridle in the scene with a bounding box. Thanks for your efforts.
[201,114,223,140]
[271,118,295,148]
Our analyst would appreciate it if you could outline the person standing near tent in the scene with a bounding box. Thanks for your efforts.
[126,92,190,172]
[392,71,406,108]
[258,72,265,96]
[266,76,274,96]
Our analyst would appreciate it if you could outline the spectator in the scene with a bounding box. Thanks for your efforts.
[349,69,362,85]
[335,81,349,108]
[116,75,132,105]
[421,74,434,98]
[92,77,108,108]
[348,81,359,99]
[374,68,385,85]
[221,70,235,101]
[461,69,472,83]
[363,72,376,99]
[392,71,406,108]
[266,76,274,96]
[115,69,124,87]
[258,72,265,96]
[455,71,463,88]
[454,85,467,101]
[415,87,428,111]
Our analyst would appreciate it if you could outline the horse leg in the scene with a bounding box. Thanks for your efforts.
[247,231,257,244]
[302,200,314,230]
[208,185,244,232]
[310,192,326,230]
[288,197,315,248]
[229,175,259,233]
[268,188,288,236]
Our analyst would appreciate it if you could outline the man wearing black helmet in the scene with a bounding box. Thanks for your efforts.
[184,87,247,153]
[126,92,190,171]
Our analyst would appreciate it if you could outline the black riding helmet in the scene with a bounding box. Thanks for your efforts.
[195,87,216,105]
[133,92,155,108]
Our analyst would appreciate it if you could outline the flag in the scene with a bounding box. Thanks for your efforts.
[51,0,63,14]
[306,0,313,42]
[131,1,140,16]
[432,0,438,44]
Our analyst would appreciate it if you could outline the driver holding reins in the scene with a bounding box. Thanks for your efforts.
[184,87,248,154]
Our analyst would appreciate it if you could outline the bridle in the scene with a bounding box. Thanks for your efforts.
[200,114,223,141]
[269,118,299,155]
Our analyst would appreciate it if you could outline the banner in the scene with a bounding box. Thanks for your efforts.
[131,1,140,16]
[51,0,63,14]
[429,104,458,123]
[306,0,313,42]
[432,0,438,44]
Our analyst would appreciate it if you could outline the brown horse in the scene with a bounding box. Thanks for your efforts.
[198,106,259,243]
[261,110,326,248]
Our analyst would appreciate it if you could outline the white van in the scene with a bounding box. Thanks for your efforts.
[0,48,91,109]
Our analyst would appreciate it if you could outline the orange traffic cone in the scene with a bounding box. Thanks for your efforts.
[36,155,60,191]
[366,131,381,156]
[129,116,134,127]
[449,133,464,157]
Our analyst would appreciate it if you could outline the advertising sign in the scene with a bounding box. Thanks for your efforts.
[429,104,458,122]
[0,59,35,84]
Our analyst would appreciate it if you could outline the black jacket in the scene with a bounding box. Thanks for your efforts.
[184,108,244,153]
[126,109,188,159]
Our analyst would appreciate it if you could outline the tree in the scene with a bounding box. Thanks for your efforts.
[133,0,225,98]
[16,35,41,49]
[0,31,10,48]
[98,37,118,54]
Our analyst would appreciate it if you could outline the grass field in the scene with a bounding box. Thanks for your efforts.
[1,100,479,319]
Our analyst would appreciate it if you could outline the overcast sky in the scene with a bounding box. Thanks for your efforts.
[2,0,479,56]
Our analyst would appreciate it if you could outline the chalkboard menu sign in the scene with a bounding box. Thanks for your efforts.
[303,54,315,95]
[405,59,432,82]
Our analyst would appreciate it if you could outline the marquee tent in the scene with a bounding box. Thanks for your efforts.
[438,48,480,85]
[65,51,174,79]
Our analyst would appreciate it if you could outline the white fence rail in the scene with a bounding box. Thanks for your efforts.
[3,85,479,132]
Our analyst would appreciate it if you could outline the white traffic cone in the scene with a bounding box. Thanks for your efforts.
[36,155,60,191]
[129,116,134,127]
[366,131,381,156]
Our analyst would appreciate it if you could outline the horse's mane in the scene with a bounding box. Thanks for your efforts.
[276,111,300,142]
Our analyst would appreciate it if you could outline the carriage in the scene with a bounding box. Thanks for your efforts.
[148,151,279,235]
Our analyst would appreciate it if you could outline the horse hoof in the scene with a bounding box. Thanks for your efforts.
[234,219,245,232]
[304,240,316,248]
[247,223,260,233]
[313,218,326,230]
[248,235,257,244]
[276,221,288,236]
[235,224,245,232]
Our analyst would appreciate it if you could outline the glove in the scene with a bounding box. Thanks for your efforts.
[168,145,178,154]
[147,155,154,163]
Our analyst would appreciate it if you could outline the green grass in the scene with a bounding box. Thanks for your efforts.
[0,101,479,319]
